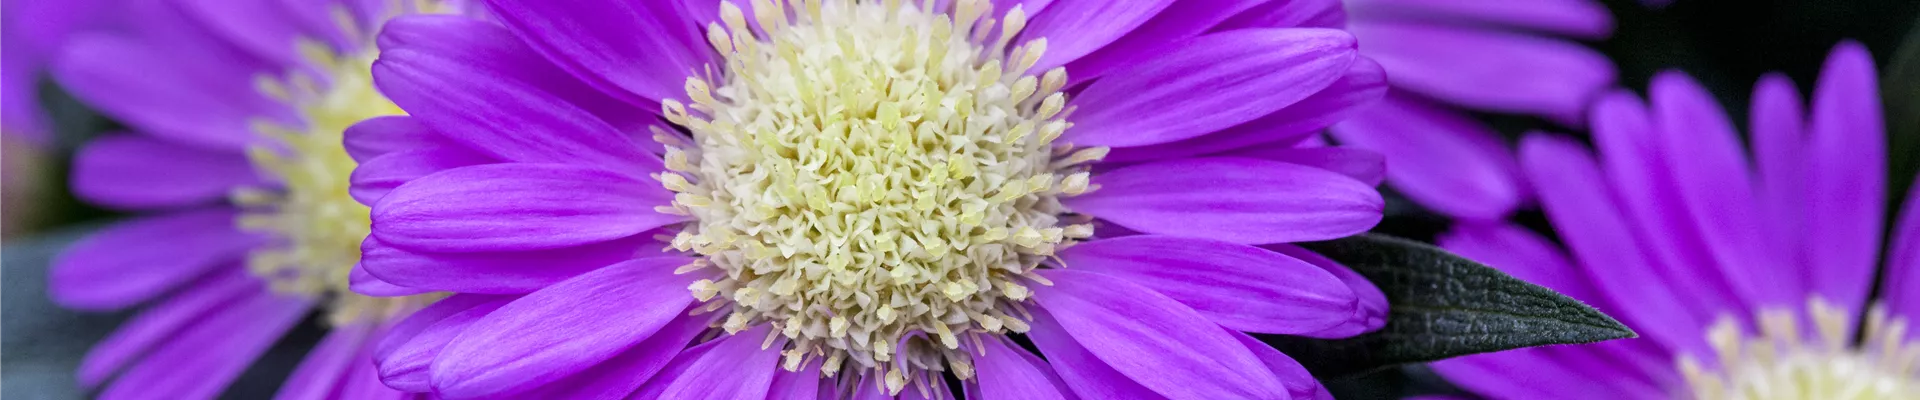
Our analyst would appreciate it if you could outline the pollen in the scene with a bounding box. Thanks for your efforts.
[660,0,1097,392]
[237,2,444,325]
[1678,296,1920,399]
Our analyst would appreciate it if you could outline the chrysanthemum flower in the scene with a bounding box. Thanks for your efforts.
[357,0,1390,398]
[1329,0,1617,221]
[1430,42,1920,398]
[44,1,472,398]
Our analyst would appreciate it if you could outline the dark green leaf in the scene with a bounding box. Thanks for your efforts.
[1886,15,1920,217]
[1264,234,1634,378]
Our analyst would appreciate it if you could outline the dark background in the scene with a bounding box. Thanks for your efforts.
[3,0,1917,398]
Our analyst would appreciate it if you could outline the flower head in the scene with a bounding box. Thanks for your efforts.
[45,0,469,397]
[360,0,1392,398]
[1432,41,1920,399]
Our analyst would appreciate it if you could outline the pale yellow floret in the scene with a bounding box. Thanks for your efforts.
[239,0,448,325]
[1678,296,1920,400]
[662,0,1099,393]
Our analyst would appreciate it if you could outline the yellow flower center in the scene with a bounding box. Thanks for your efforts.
[659,0,1100,392]
[1678,297,1920,399]
[236,4,442,325]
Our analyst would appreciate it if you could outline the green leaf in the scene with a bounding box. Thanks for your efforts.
[1263,234,1634,378]
[1886,15,1920,217]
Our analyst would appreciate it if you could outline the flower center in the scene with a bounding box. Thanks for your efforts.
[236,21,437,325]
[659,0,1099,391]
[1677,297,1920,399]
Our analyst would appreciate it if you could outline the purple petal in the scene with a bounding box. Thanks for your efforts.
[1060,0,1269,84]
[1068,157,1382,245]
[1346,0,1613,39]
[1215,0,1346,30]
[1229,330,1329,400]
[274,323,374,400]
[374,295,518,392]
[1749,73,1807,299]
[1647,71,1787,306]
[372,15,663,176]
[1520,134,1705,352]
[1067,28,1356,147]
[1349,19,1614,123]
[1884,175,1920,328]
[1104,57,1386,163]
[1329,94,1525,220]
[1024,308,1165,400]
[767,358,824,400]
[1804,41,1885,313]
[1221,144,1385,186]
[509,312,711,399]
[972,335,1072,400]
[51,208,262,310]
[331,327,414,400]
[370,163,679,253]
[348,146,492,205]
[173,0,311,66]
[1063,235,1357,334]
[72,134,260,210]
[51,34,289,151]
[481,0,708,105]
[1431,345,1665,400]
[629,340,723,399]
[77,270,261,387]
[359,233,668,294]
[98,290,310,400]
[343,116,445,163]
[430,257,705,398]
[1260,244,1387,339]
[347,264,433,297]
[1022,0,1175,72]
[1032,269,1286,399]
[657,325,783,399]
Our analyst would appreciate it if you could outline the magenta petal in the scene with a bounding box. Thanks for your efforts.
[1032,269,1286,399]
[1520,134,1704,352]
[1260,244,1388,339]
[1069,157,1382,245]
[1025,308,1166,400]
[72,134,259,210]
[378,298,512,393]
[348,146,492,206]
[1346,0,1613,39]
[1804,41,1885,314]
[1104,57,1386,163]
[52,35,288,152]
[430,257,704,398]
[628,340,722,399]
[1647,72,1786,306]
[1350,19,1614,123]
[1216,0,1346,30]
[481,0,707,105]
[1431,345,1666,400]
[766,358,825,400]
[1067,28,1356,147]
[1749,73,1807,299]
[77,270,259,387]
[1060,0,1269,84]
[1222,142,1385,186]
[343,116,441,163]
[1022,0,1175,72]
[1064,236,1357,334]
[1885,177,1920,326]
[274,323,374,400]
[1329,94,1525,220]
[657,325,783,399]
[52,208,262,310]
[98,290,310,400]
[510,311,711,399]
[372,16,663,176]
[971,335,1072,400]
[1229,330,1329,400]
[359,233,667,294]
[347,264,432,297]
[370,163,680,252]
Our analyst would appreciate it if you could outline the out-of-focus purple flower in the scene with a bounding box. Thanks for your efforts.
[44,1,480,398]
[354,0,1392,398]
[1,0,116,144]
[1432,41,1920,398]
[1329,0,1618,221]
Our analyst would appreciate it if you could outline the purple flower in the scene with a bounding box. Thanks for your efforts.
[1431,42,1920,398]
[356,0,1391,398]
[44,1,477,398]
[1330,0,1618,221]
[1,0,116,144]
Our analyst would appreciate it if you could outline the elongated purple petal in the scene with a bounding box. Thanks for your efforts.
[372,15,663,176]
[1222,144,1385,186]
[767,358,824,400]
[98,290,310,400]
[1067,28,1355,147]
[481,0,708,105]
[347,265,432,297]
[430,257,705,398]
[1060,0,1268,84]
[77,270,259,387]
[371,163,679,252]
[1063,235,1357,334]
[343,116,443,163]
[1032,269,1286,400]
[1647,71,1786,306]
[1432,345,1664,400]
[1884,176,1920,329]
[972,335,1072,400]
[510,311,710,399]
[1749,74,1807,299]
[1022,0,1175,72]
[1329,94,1524,220]
[1229,330,1328,400]
[1346,0,1613,39]
[1104,57,1385,163]
[52,34,290,151]
[52,208,263,310]
[1804,41,1885,314]
[1350,19,1614,123]
[1216,0,1345,30]
[348,146,492,205]
[1069,157,1381,245]
[374,295,518,392]
[629,340,722,399]
[359,233,667,294]
[275,323,374,400]
[657,325,783,399]
[1024,308,1165,400]
[73,134,260,210]
[1261,244,1387,339]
